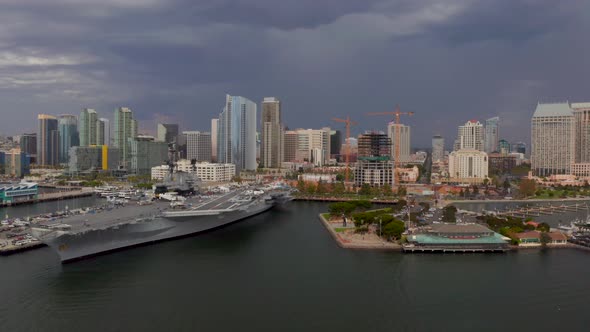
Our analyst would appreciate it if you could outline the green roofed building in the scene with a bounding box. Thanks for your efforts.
[404,223,509,253]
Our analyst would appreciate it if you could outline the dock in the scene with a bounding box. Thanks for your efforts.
[298,196,399,204]
[402,245,510,253]
[0,241,45,255]
[485,203,589,218]
[0,188,94,208]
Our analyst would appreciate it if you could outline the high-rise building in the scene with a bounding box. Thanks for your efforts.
[293,128,331,166]
[37,114,59,166]
[58,114,79,164]
[157,123,179,145]
[211,118,218,162]
[217,95,257,172]
[330,130,342,159]
[20,133,37,164]
[571,102,590,163]
[283,130,298,163]
[387,123,411,163]
[484,117,500,153]
[449,149,488,184]
[531,102,575,176]
[114,107,137,169]
[456,120,484,151]
[97,118,110,146]
[260,97,284,168]
[183,131,212,162]
[354,132,394,187]
[432,135,445,162]
[79,108,98,146]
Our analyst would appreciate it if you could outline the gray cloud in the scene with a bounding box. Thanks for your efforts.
[0,0,589,148]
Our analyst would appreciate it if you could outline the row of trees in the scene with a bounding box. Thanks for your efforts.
[297,180,406,197]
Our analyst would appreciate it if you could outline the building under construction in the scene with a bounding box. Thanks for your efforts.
[354,132,394,187]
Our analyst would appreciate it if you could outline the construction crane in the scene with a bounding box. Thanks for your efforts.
[332,116,357,183]
[367,105,414,186]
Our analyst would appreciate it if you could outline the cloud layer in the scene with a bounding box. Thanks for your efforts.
[0,0,588,147]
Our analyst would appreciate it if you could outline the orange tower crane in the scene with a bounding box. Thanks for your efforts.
[367,105,414,185]
[332,116,357,182]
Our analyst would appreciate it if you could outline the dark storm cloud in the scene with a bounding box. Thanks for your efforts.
[0,0,589,147]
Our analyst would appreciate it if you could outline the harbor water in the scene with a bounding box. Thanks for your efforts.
[1,200,590,331]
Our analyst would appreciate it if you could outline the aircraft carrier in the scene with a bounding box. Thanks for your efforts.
[31,187,292,262]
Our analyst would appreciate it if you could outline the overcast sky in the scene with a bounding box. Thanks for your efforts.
[0,0,588,147]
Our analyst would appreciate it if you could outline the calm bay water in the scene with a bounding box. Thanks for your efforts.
[1,201,590,331]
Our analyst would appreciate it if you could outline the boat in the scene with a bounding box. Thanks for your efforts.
[30,186,293,263]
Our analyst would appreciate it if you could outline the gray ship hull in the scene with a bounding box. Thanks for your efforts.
[37,201,274,262]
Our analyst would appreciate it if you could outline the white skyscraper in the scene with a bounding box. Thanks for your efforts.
[183,131,212,162]
[456,120,484,151]
[531,102,575,176]
[387,123,411,163]
[217,94,257,172]
[571,102,590,163]
[484,117,499,153]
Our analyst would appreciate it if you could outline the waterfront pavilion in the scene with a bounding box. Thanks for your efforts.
[405,223,509,252]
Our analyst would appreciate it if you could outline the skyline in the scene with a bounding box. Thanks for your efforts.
[0,1,589,145]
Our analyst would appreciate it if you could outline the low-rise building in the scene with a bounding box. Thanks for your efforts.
[0,182,38,204]
[398,166,419,183]
[405,223,509,252]
[514,231,541,247]
[299,173,337,183]
[151,159,235,183]
[547,232,567,246]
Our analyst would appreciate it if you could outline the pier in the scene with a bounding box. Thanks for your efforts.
[297,196,399,204]
[0,188,94,208]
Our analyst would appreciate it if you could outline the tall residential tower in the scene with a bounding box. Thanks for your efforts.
[484,117,499,153]
[114,107,138,168]
[217,95,257,172]
[260,97,284,168]
[79,108,97,146]
[58,114,79,163]
[37,114,59,166]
